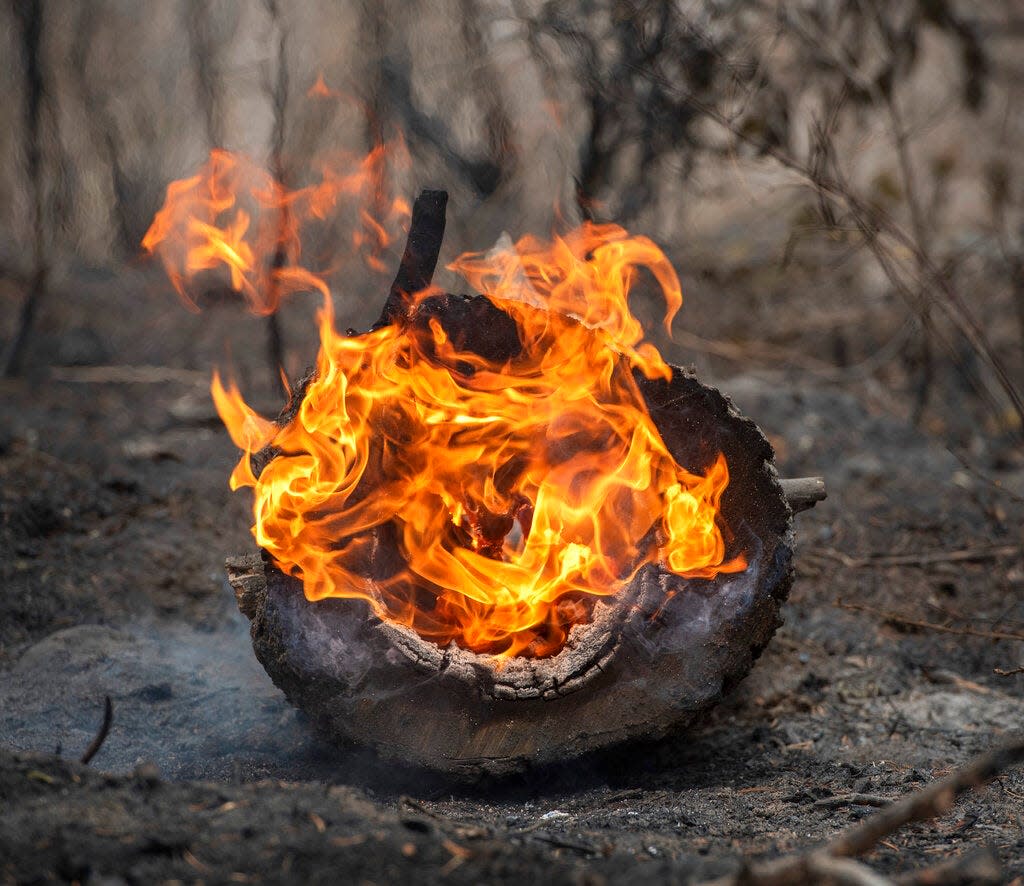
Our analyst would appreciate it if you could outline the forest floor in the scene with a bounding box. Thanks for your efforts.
[1,256,1023,884]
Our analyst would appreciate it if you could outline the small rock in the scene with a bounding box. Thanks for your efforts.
[133,761,161,785]
[540,810,570,820]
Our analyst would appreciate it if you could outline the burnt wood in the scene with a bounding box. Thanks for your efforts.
[227,293,811,779]
[372,189,448,330]
[778,477,826,514]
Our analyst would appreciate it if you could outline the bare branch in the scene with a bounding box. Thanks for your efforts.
[705,738,1024,885]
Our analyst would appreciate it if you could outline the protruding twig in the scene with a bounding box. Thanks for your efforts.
[779,477,827,514]
[372,189,448,329]
[80,695,113,765]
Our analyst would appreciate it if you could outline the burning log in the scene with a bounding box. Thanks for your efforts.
[218,190,826,776]
[226,331,806,777]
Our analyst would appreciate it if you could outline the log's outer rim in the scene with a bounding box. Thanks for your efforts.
[226,553,268,622]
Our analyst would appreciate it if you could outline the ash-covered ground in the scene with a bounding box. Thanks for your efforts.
[1,265,1022,884]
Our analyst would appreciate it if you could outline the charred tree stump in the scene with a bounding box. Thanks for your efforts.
[225,191,826,778]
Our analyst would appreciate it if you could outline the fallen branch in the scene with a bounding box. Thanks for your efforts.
[80,695,113,765]
[994,666,1024,676]
[894,848,1002,885]
[706,738,1024,885]
[837,600,1024,643]
[828,740,1024,858]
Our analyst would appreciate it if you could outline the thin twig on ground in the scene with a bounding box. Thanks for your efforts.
[894,848,1003,885]
[828,740,1024,858]
[812,794,892,810]
[836,600,1024,643]
[79,696,113,765]
[815,544,1020,569]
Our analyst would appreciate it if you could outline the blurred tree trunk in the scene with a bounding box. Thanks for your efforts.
[263,0,288,394]
[3,0,46,377]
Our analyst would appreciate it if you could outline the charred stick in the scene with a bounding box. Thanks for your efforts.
[372,189,448,329]
[827,738,1024,858]
[80,695,113,765]
[711,737,1024,886]
[779,477,827,514]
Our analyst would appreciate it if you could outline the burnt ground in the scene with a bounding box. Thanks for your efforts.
[1,267,1023,884]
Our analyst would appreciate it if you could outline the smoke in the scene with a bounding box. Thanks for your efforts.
[0,583,350,783]
[620,544,766,710]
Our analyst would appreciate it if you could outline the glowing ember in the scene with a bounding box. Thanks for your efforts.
[144,149,747,658]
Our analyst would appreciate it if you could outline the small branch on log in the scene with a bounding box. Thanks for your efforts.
[372,189,448,329]
[265,303,287,396]
[707,738,1024,886]
[79,695,113,765]
[779,477,827,514]
[994,665,1024,676]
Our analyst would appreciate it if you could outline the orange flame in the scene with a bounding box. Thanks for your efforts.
[141,144,410,314]
[146,150,746,659]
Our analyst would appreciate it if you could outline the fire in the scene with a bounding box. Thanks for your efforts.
[141,145,409,313]
[145,149,747,659]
